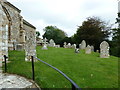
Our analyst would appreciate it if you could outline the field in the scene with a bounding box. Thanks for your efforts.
[6,46,118,88]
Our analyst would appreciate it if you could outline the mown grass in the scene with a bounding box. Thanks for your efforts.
[6,46,118,88]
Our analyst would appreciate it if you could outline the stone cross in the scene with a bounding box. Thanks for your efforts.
[85,45,91,54]
[80,40,86,49]
[41,38,48,50]
[100,41,110,58]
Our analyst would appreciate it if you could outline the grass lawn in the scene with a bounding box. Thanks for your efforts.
[6,46,118,88]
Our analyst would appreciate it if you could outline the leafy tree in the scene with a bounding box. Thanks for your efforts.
[36,31,40,37]
[74,16,111,50]
[111,12,120,57]
[36,31,40,41]
[43,26,67,45]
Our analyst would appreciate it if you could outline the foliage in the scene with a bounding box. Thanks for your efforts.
[7,47,118,88]
[43,26,67,44]
[111,28,120,57]
[110,12,120,57]
[36,31,41,41]
[36,31,40,37]
[73,16,111,50]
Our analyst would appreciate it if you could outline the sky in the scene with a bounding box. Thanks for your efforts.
[7,0,118,38]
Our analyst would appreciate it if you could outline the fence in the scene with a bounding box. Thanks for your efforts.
[3,55,81,90]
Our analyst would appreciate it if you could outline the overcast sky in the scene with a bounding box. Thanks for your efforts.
[7,0,118,38]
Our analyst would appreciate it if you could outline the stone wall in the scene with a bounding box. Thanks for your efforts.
[0,1,9,70]
[2,1,21,50]
[23,20,36,61]
[0,0,36,71]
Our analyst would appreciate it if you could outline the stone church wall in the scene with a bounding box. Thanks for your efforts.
[0,0,36,71]
[23,20,36,61]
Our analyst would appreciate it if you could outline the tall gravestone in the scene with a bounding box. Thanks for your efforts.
[80,40,86,49]
[85,45,91,54]
[100,41,110,58]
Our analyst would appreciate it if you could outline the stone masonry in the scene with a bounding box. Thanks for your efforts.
[0,0,36,71]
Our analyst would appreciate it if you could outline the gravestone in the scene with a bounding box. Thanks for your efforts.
[91,45,94,52]
[41,38,48,50]
[96,50,99,53]
[63,42,67,48]
[79,44,81,49]
[16,44,23,51]
[100,41,110,58]
[72,44,76,49]
[80,40,86,49]
[55,45,60,48]
[49,39,55,47]
[85,45,91,54]
[67,43,71,48]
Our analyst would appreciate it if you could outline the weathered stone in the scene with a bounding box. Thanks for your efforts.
[0,73,40,89]
[96,50,99,53]
[63,42,67,48]
[91,45,94,52]
[100,41,110,58]
[0,0,36,63]
[80,40,86,49]
[16,44,23,51]
[79,44,81,49]
[49,39,55,47]
[41,38,48,50]
[72,44,76,49]
[67,43,71,48]
[55,45,60,48]
[85,45,91,54]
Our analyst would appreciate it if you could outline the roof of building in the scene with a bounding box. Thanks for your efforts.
[23,19,36,29]
[3,0,21,13]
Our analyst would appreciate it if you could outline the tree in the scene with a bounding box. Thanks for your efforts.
[74,16,111,50]
[36,31,40,41]
[43,26,67,45]
[36,31,40,37]
[111,12,120,57]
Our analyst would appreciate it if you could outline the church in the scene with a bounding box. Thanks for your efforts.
[0,0,36,70]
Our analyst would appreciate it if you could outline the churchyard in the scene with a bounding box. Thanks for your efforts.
[6,45,118,88]
[0,0,119,89]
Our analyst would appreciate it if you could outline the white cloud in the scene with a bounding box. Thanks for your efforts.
[7,0,118,37]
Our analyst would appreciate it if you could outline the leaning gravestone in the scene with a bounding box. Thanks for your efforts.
[41,38,48,50]
[100,41,110,58]
[85,45,91,54]
[80,40,86,49]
